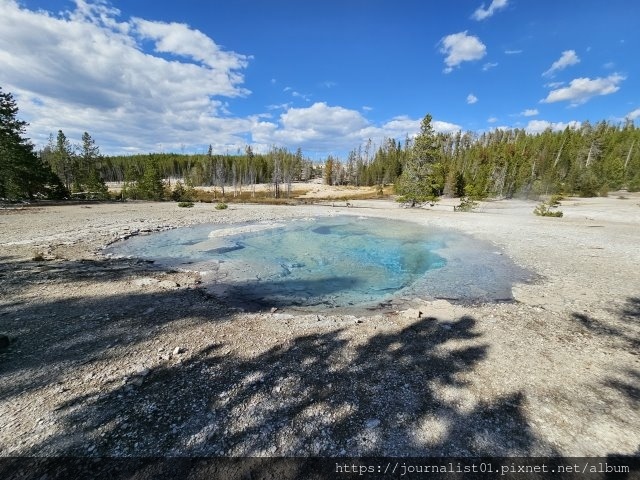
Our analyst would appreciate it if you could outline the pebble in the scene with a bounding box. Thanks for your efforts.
[173,346,184,355]
[365,419,380,429]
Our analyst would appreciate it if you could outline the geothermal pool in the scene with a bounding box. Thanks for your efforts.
[106,215,531,311]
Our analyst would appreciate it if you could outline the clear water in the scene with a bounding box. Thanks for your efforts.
[106,215,532,311]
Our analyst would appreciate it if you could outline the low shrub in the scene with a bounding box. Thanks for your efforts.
[534,202,563,217]
[215,202,228,210]
[548,194,564,206]
[177,201,194,208]
[454,196,478,212]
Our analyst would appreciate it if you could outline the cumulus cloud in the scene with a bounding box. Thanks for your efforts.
[627,108,640,121]
[467,93,479,104]
[440,31,487,73]
[541,74,625,106]
[0,0,459,155]
[482,62,498,71]
[472,0,509,20]
[525,119,580,134]
[521,109,539,117]
[253,103,460,153]
[542,50,580,78]
[0,0,254,152]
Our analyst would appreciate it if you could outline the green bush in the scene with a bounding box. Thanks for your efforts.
[215,202,228,210]
[548,194,564,206]
[598,184,609,197]
[171,181,196,202]
[534,202,563,217]
[178,201,194,208]
[454,196,478,212]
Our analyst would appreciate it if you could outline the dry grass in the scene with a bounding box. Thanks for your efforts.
[190,185,394,204]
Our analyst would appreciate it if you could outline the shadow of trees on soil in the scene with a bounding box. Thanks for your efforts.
[1,254,554,459]
[2,259,638,477]
[572,297,640,411]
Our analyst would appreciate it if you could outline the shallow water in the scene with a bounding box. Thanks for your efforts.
[106,215,532,311]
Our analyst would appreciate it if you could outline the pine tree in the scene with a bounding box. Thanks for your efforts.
[79,132,108,198]
[0,87,65,199]
[138,156,165,200]
[396,114,441,205]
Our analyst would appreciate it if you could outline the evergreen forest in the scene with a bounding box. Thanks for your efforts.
[2,86,640,203]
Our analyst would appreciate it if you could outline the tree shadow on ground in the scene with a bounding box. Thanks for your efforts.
[0,256,231,404]
[2,253,556,463]
[572,296,640,350]
[572,297,640,421]
[14,310,556,458]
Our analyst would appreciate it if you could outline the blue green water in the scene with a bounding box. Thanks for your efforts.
[106,216,449,309]
[106,215,531,310]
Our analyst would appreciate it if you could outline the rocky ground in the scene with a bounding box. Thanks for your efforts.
[0,195,638,459]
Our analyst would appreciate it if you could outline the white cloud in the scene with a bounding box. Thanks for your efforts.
[542,50,580,77]
[467,93,479,104]
[266,103,291,111]
[488,117,498,123]
[252,103,460,153]
[0,1,458,156]
[521,109,539,117]
[627,108,640,121]
[321,81,337,88]
[432,120,462,134]
[439,31,487,73]
[0,0,254,153]
[362,106,373,112]
[541,74,625,106]
[525,119,580,134]
[292,91,312,101]
[504,49,522,55]
[472,0,508,20]
[545,81,565,89]
[482,62,498,71]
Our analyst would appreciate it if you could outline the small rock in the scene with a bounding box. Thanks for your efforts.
[136,368,150,377]
[0,335,11,350]
[270,307,278,313]
[365,419,380,429]
[173,346,184,355]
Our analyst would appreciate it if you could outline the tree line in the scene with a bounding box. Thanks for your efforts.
[328,115,640,201]
[2,85,639,202]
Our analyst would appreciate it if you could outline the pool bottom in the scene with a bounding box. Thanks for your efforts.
[201,226,534,314]
[105,215,534,313]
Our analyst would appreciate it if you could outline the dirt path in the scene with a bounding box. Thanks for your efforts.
[0,196,638,457]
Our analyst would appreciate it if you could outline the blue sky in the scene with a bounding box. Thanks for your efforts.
[1,0,638,158]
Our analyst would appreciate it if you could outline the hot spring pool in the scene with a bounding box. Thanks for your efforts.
[105,215,531,311]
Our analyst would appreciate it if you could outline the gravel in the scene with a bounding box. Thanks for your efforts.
[0,196,638,457]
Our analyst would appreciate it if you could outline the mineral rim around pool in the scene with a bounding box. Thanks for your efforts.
[105,215,533,311]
